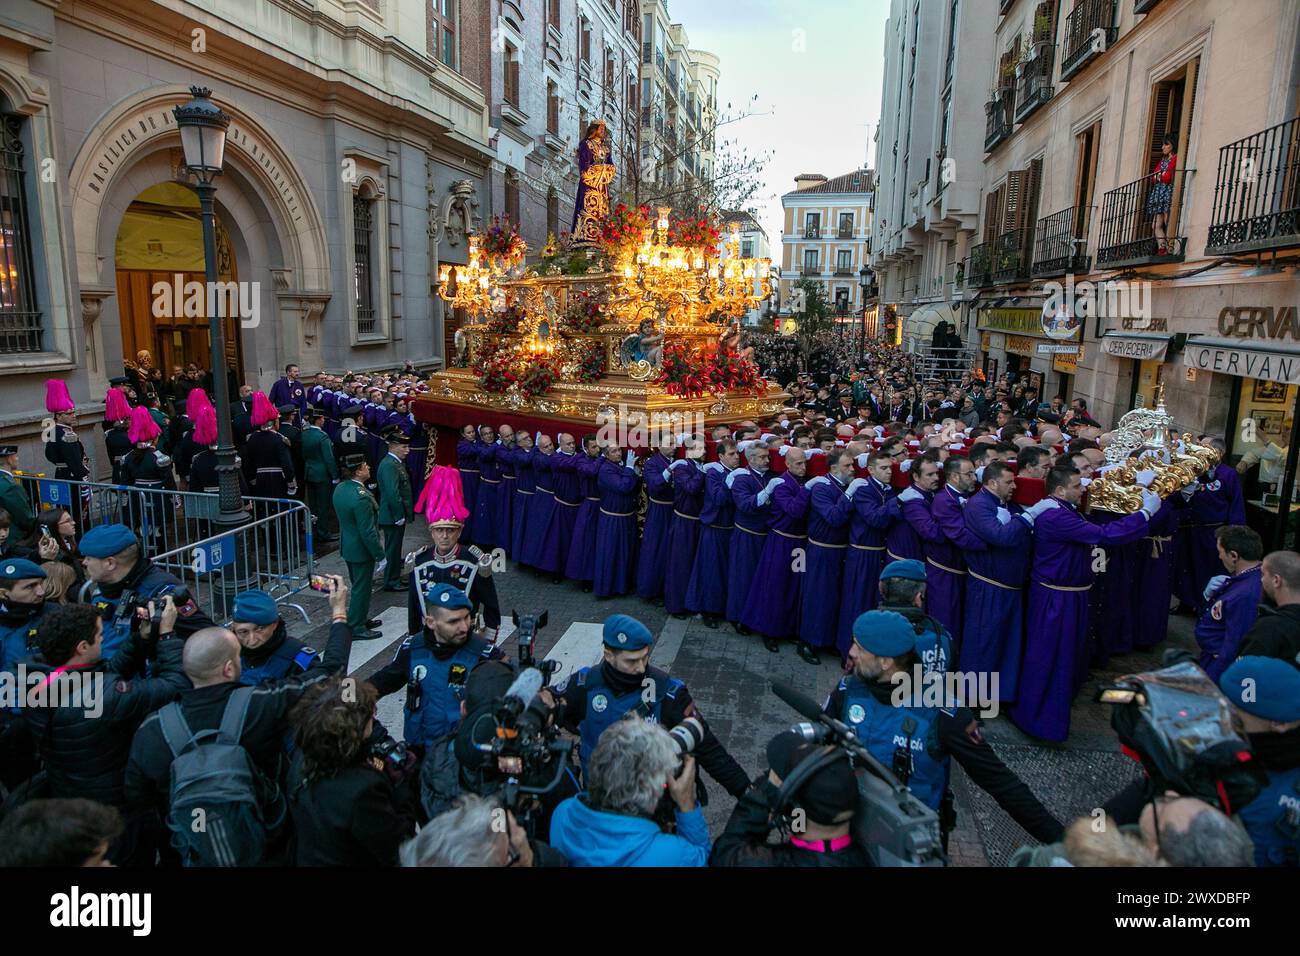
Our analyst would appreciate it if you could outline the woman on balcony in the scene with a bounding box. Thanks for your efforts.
[1147,135,1177,255]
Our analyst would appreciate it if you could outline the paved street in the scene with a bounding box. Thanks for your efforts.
[287,520,1192,865]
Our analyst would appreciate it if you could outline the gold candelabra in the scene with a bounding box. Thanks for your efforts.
[707,221,773,319]
[437,235,494,317]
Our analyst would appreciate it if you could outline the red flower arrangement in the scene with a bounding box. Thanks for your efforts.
[519,356,561,398]
[475,350,518,393]
[653,341,709,398]
[484,304,525,335]
[600,203,653,255]
[706,348,765,395]
[668,213,722,249]
[561,290,606,334]
[483,215,528,266]
[575,340,607,383]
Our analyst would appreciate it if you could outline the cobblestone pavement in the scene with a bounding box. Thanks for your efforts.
[288,523,1194,865]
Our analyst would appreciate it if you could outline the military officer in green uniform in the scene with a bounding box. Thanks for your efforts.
[377,425,414,592]
[301,406,339,544]
[333,453,383,640]
[0,445,34,538]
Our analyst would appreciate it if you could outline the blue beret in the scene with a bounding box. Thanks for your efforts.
[425,583,472,612]
[1218,656,1300,722]
[232,590,279,625]
[0,558,46,581]
[880,559,926,582]
[79,524,137,558]
[852,610,917,657]
[602,613,652,650]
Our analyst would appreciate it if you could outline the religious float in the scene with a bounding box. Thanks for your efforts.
[412,120,784,465]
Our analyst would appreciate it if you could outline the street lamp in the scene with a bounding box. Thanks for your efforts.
[174,86,243,528]
[858,264,874,355]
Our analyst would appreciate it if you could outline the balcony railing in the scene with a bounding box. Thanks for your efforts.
[1032,205,1093,277]
[1206,116,1300,255]
[992,227,1033,284]
[1097,169,1193,267]
[804,226,821,239]
[1061,0,1118,80]
[656,51,665,73]
[1014,48,1054,123]
[985,91,1014,152]
[838,226,854,239]
[642,41,651,64]
[801,262,820,275]
[966,241,995,288]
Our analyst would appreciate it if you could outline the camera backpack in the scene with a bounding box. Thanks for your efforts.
[157,688,286,866]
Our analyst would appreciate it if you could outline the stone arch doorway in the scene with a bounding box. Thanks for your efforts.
[112,181,244,388]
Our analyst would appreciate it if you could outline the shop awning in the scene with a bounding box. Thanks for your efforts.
[903,303,958,352]
[1099,331,1172,362]
[1183,336,1300,386]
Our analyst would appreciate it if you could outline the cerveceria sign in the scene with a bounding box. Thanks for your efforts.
[1218,306,1300,340]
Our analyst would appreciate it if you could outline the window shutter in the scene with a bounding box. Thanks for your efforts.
[1003,170,1027,233]
[1147,84,1174,172]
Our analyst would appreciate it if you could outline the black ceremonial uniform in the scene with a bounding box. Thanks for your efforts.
[46,423,91,529]
[120,446,177,544]
[406,543,501,636]
[104,424,133,485]
[279,420,305,496]
[242,428,296,499]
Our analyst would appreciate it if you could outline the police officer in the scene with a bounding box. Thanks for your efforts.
[79,523,214,658]
[369,583,507,751]
[0,444,34,538]
[0,558,47,677]
[333,454,383,640]
[377,425,413,592]
[301,405,339,543]
[824,610,1063,844]
[230,589,321,686]
[877,558,952,675]
[554,613,750,800]
[1218,656,1300,867]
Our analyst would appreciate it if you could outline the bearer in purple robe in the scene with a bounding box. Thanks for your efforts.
[927,456,983,646]
[884,452,943,562]
[686,439,740,627]
[961,460,1031,703]
[268,363,307,424]
[726,442,779,627]
[800,449,854,659]
[471,424,502,551]
[456,424,481,541]
[1132,489,1180,649]
[493,424,517,558]
[592,443,641,597]
[663,443,706,616]
[836,451,900,657]
[635,436,677,601]
[740,447,812,659]
[563,435,604,590]
[521,434,556,569]
[1009,465,1163,742]
[537,433,581,580]
[509,430,536,564]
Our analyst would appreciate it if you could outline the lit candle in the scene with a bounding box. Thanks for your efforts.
[439,265,450,283]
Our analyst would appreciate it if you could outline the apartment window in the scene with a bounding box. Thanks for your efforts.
[803,249,819,271]
[548,0,561,29]
[805,212,820,238]
[504,44,521,106]
[579,17,591,63]
[605,53,616,90]
[943,0,958,87]
[838,212,854,237]
[547,81,560,135]
[837,249,853,272]
[432,0,457,70]
[742,240,754,258]
[547,190,559,237]
[579,107,589,140]
[0,111,42,354]
[353,193,376,336]
[1073,121,1100,239]
[505,174,521,223]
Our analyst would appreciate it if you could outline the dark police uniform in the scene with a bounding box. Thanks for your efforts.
[882,602,953,676]
[0,464,35,537]
[239,624,321,687]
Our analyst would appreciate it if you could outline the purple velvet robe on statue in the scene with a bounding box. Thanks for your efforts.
[1010,498,1152,742]
[961,487,1030,703]
[740,472,811,639]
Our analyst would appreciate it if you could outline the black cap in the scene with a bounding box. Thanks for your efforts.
[108,375,131,387]
[1037,411,1060,424]
[382,425,410,444]
[341,453,367,471]
[277,403,297,417]
[0,444,17,456]
[305,405,325,417]
[766,732,859,826]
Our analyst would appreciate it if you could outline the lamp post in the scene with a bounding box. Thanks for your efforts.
[858,264,874,356]
[173,87,244,529]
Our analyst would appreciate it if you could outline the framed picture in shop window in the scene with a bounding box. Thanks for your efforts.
[1250,409,1290,443]
[1252,379,1288,403]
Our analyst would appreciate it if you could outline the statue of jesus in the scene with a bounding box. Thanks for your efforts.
[572,121,615,246]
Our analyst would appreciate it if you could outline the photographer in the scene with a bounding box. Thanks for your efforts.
[231,589,321,686]
[78,523,213,658]
[553,614,749,801]
[549,717,709,867]
[400,794,565,867]
[22,600,188,866]
[287,676,419,866]
[712,731,867,867]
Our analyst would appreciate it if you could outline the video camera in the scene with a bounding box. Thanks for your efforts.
[772,682,945,867]
[511,609,560,686]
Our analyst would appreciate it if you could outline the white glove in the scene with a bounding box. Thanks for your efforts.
[661,469,671,482]
[846,478,869,498]
[1203,574,1230,601]
[331,478,339,485]
[856,452,870,469]
[1025,499,1054,519]
[1018,511,1035,527]
[764,476,784,494]
[1139,488,1161,516]
[1080,476,1093,487]
[805,447,826,457]
[535,431,543,445]
[625,450,638,469]
[873,425,885,436]
[1181,480,1201,499]
[395,518,406,526]
[1134,469,1156,488]
[375,558,387,575]
[996,506,1011,525]
[975,466,986,482]
[669,459,690,470]
[899,458,913,473]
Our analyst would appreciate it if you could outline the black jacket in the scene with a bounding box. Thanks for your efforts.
[711,776,870,867]
[288,762,419,866]
[124,620,352,819]
[23,634,189,808]
[1240,603,1300,668]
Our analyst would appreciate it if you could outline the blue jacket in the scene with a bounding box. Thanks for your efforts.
[549,795,711,867]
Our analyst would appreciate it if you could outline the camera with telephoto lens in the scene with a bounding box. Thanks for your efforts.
[367,730,417,785]
[667,716,704,774]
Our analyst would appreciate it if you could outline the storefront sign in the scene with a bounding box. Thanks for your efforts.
[1122,316,1169,332]
[1005,335,1037,356]
[1218,306,1300,341]
[1036,343,1081,355]
[1054,347,1083,374]
[985,331,1005,351]
[978,307,1042,336]
[1101,334,1170,361]
[1184,339,1300,386]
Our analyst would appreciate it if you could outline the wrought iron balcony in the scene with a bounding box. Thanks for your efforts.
[1014,48,1054,124]
[1097,169,1192,267]
[1061,0,1118,80]
[992,227,1033,284]
[1206,116,1300,255]
[838,227,854,239]
[985,91,1015,153]
[656,51,665,73]
[801,262,821,275]
[966,241,995,288]
[1032,205,1093,277]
